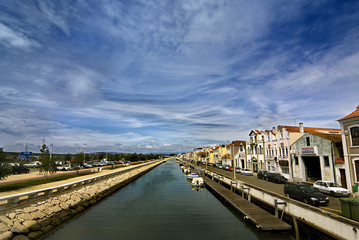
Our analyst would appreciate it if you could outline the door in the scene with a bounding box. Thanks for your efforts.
[339,169,347,189]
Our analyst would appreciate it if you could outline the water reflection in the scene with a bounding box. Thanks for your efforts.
[46,159,292,240]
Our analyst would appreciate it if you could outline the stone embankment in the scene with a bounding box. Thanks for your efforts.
[0,161,163,240]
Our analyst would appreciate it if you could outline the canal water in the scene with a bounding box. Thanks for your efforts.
[46,159,293,240]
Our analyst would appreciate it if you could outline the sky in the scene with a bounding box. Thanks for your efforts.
[0,0,359,154]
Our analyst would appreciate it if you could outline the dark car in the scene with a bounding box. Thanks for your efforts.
[266,172,288,183]
[257,170,269,180]
[10,165,30,174]
[284,182,329,206]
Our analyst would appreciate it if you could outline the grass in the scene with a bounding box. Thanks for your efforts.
[0,172,95,192]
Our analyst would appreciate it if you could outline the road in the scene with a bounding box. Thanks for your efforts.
[201,165,342,214]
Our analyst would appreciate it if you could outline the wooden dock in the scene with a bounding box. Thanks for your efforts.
[204,178,291,231]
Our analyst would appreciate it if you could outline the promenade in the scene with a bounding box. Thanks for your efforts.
[0,165,136,198]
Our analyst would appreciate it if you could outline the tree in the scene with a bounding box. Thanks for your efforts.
[64,153,72,162]
[0,148,10,179]
[73,152,84,175]
[39,144,57,179]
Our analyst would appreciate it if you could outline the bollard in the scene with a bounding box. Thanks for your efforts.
[242,186,250,201]
[274,198,287,219]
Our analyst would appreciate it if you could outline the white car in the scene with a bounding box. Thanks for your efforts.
[313,180,350,197]
[240,169,253,176]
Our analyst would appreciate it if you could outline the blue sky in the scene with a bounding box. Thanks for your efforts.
[0,0,358,154]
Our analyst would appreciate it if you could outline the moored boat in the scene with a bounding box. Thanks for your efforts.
[191,177,204,187]
[187,172,199,180]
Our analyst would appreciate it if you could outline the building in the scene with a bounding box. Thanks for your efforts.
[338,105,359,195]
[246,130,265,172]
[290,131,343,184]
[264,127,292,179]
[234,141,246,169]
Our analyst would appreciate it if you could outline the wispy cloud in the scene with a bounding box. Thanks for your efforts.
[0,0,358,153]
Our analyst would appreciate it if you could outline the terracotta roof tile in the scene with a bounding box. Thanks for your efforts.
[282,126,340,133]
[339,105,359,121]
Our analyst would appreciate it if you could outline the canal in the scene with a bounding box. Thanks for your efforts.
[46,159,293,240]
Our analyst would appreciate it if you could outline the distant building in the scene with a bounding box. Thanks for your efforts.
[246,130,265,172]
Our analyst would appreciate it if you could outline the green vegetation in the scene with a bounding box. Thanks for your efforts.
[0,148,10,180]
[39,144,57,179]
[0,172,94,192]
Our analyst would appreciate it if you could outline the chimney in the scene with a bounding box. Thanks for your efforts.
[299,123,304,133]
[272,127,277,134]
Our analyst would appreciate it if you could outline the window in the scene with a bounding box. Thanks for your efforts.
[240,145,243,151]
[351,127,359,146]
[295,157,299,165]
[285,147,288,156]
[324,156,330,167]
[306,137,310,146]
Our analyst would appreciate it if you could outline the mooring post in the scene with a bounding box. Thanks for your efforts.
[242,186,250,201]
[293,216,300,240]
[274,199,287,219]
[218,175,224,184]
[230,181,237,192]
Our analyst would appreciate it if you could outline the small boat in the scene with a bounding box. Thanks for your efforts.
[191,177,204,187]
[183,168,191,174]
[187,172,199,180]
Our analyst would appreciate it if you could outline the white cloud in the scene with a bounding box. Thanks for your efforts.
[0,23,37,48]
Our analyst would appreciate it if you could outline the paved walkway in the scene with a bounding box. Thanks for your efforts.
[0,165,135,198]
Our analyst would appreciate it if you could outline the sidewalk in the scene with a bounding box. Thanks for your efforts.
[0,165,134,198]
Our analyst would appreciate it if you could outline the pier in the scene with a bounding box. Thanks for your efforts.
[204,177,292,231]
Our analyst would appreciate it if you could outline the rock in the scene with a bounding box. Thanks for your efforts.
[50,206,62,213]
[12,235,29,240]
[76,205,84,212]
[7,213,16,219]
[31,211,46,220]
[15,209,23,214]
[28,231,43,240]
[11,221,29,234]
[38,218,51,227]
[0,216,13,227]
[0,222,10,233]
[41,224,54,233]
[22,220,41,231]
[0,231,13,240]
[23,207,36,213]
[60,202,69,210]
[18,213,33,221]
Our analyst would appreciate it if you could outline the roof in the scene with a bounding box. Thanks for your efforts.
[338,105,359,121]
[281,126,340,134]
[310,132,342,143]
[249,129,265,136]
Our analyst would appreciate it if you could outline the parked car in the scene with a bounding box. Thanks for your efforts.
[313,180,350,197]
[223,164,230,170]
[24,161,41,168]
[235,167,242,173]
[240,169,253,176]
[10,165,30,174]
[284,182,329,206]
[216,164,223,169]
[83,163,93,168]
[57,165,72,171]
[257,170,269,179]
[266,172,288,183]
[228,167,233,171]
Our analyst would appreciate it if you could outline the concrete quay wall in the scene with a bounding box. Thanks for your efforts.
[0,161,163,240]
